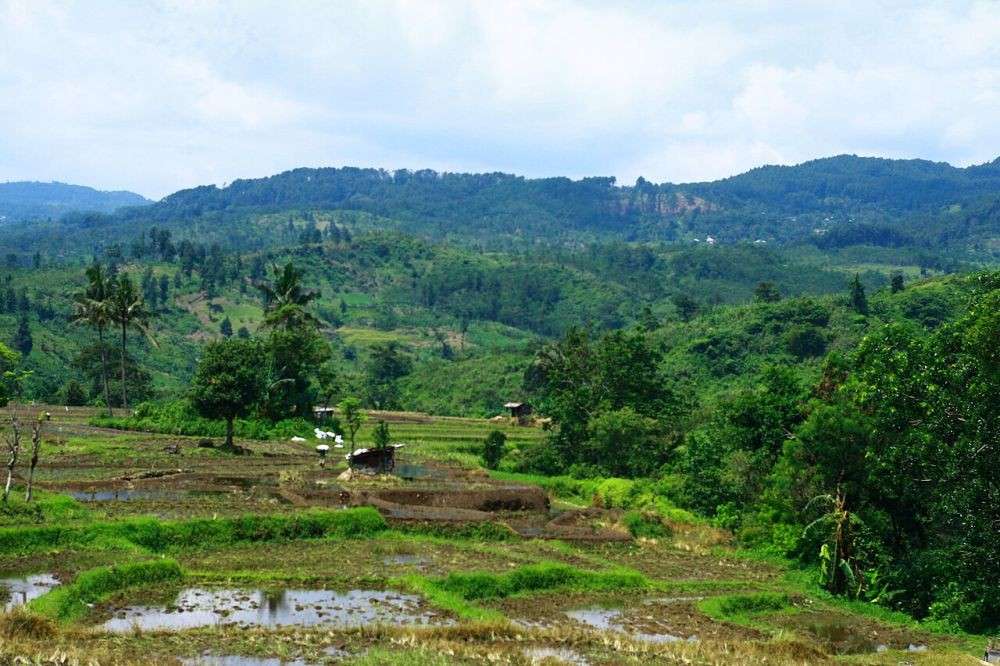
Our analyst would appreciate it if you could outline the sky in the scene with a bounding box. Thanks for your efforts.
[1,1,999,199]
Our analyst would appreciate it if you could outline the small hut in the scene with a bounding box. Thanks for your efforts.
[346,444,404,475]
[312,406,337,423]
[504,401,533,424]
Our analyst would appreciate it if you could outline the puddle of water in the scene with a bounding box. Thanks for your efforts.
[565,607,690,644]
[566,607,619,631]
[182,656,307,666]
[523,646,590,665]
[1,574,60,612]
[382,554,427,566]
[797,619,890,654]
[103,587,445,633]
[394,463,442,480]
[70,489,224,502]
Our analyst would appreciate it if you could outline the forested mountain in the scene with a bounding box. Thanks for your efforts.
[0,181,151,221]
[3,155,998,261]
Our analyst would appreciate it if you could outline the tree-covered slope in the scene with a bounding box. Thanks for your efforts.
[4,155,998,258]
[0,181,150,221]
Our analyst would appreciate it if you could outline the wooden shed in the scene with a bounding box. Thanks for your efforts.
[504,401,533,424]
[346,444,404,474]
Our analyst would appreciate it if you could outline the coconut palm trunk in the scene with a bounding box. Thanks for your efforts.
[98,325,112,416]
[119,319,129,411]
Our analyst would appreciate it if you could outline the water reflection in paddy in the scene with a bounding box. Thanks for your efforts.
[1,573,60,612]
[565,607,695,644]
[103,587,447,632]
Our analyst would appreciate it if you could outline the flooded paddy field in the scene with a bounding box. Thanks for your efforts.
[0,406,988,665]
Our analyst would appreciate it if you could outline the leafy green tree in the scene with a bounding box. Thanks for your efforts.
[671,293,699,322]
[190,338,267,449]
[315,360,339,407]
[338,396,366,450]
[585,407,667,477]
[527,328,680,474]
[372,419,391,451]
[753,281,781,303]
[482,430,506,470]
[257,263,327,419]
[785,324,827,359]
[107,273,156,410]
[890,272,905,293]
[848,274,868,315]
[363,342,411,410]
[638,305,659,332]
[219,316,233,338]
[71,263,114,415]
[12,313,32,356]
[63,379,87,406]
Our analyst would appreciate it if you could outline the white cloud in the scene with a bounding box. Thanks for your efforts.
[0,0,998,197]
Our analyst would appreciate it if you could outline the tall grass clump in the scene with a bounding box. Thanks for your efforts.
[432,562,648,601]
[0,508,387,556]
[28,559,183,622]
[700,592,792,624]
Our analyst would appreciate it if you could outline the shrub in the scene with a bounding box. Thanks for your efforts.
[481,430,506,470]
[91,399,315,441]
[623,510,671,539]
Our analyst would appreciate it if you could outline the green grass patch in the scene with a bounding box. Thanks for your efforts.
[622,510,671,539]
[429,562,648,601]
[0,508,387,556]
[0,489,93,527]
[28,559,183,622]
[392,574,505,622]
[699,592,793,626]
[394,521,518,542]
[487,472,599,506]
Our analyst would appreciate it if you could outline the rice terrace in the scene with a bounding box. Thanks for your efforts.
[0,403,991,664]
[2,2,1000,664]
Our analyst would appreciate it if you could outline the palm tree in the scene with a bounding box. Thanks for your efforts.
[71,264,114,415]
[256,263,320,329]
[107,273,157,411]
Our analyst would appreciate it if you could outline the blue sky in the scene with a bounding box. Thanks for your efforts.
[2,1,999,199]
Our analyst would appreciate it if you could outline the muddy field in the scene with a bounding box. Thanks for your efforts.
[0,406,988,665]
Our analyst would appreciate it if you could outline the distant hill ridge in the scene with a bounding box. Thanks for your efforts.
[0,181,150,220]
[4,154,1000,255]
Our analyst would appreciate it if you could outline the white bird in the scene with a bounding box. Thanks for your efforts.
[334,434,344,445]
[314,428,328,439]
[291,436,306,443]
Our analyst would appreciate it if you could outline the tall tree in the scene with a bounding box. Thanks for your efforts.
[71,263,114,415]
[107,273,156,411]
[257,262,326,418]
[12,313,32,357]
[257,262,320,330]
[191,338,267,449]
[849,274,868,315]
[338,396,365,451]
